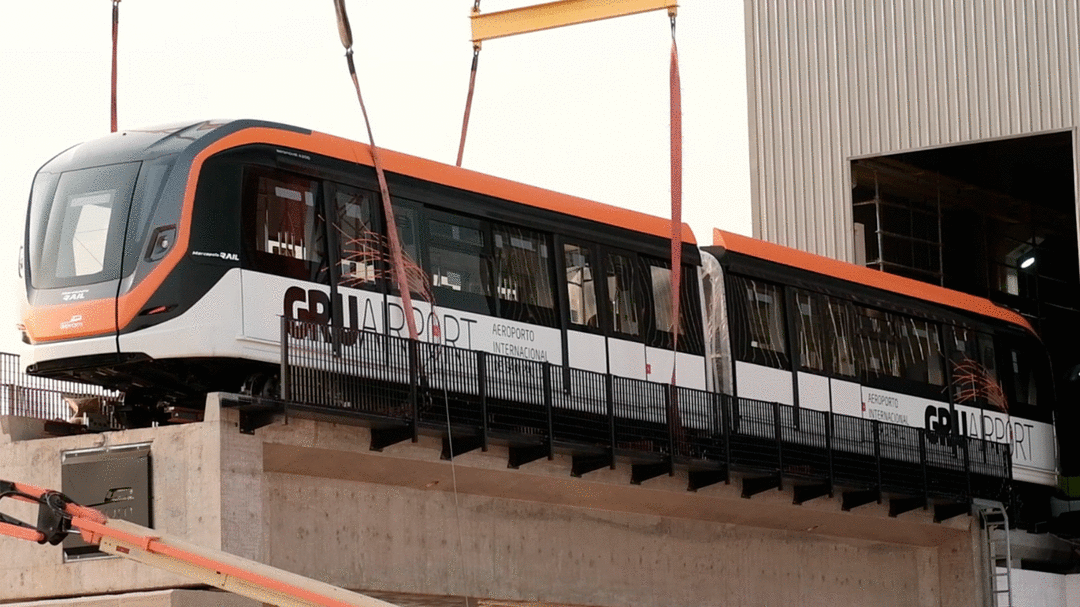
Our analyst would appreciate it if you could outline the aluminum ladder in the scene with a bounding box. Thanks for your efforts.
[973,498,1012,607]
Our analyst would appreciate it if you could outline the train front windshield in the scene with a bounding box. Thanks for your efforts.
[28,157,173,291]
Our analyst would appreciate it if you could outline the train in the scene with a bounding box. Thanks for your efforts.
[21,119,1056,492]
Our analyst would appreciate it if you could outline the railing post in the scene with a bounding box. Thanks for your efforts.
[825,411,834,491]
[279,316,291,401]
[872,420,883,495]
[722,393,732,469]
[408,339,419,442]
[1005,442,1013,482]
[477,351,488,452]
[919,428,929,499]
[606,373,616,469]
[962,435,972,498]
[774,400,783,476]
[666,384,677,461]
[543,362,554,459]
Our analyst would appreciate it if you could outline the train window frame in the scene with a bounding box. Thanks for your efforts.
[329,182,383,292]
[602,249,647,341]
[424,208,494,316]
[30,162,141,290]
[562,241,603,333]
[491,224,558,328]
[824,297,858,378]
[794,289,828,374]
[726,274,790,369]
[642,257,705,356]
[948,325,1004,413]
[994,332,1051,420]
[851,303,945,400]
[241,165,329,285]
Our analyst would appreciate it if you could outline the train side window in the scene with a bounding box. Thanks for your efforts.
[244,167,327,283]
[949,327,1004,412]
[644,260,705,355]
[426,212,493,315]
[605,252,642,337]
[854,306,903,380]
[564,243,599,329]
[390,202,422,277]
[332,184,380,289]
[795,290,826,373]
[825,297,857,377]
[897,317,945,386]
[852,304,944,389]
[492,225,556,326]
[997,335,1049,413]
[727,275,788,369]
[649,264,678,336]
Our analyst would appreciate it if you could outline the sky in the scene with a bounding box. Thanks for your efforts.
[0,0,751,354]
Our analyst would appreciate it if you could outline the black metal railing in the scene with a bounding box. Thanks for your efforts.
[0,352,123,421]
[279,318,1011,500]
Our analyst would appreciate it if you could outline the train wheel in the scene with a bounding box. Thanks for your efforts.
[240,372,279,399]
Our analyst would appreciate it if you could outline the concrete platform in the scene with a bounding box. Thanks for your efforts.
[0,395,989,607]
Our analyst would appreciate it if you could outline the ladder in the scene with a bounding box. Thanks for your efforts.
[973,498,1012,607]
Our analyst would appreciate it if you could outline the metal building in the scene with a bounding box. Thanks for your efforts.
[746,0,1078,258]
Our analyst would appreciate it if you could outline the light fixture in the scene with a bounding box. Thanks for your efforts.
[1020,255,1036,269]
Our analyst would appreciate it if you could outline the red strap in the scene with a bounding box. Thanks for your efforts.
[334,0,420,342]
[348,62,420,342]
[111,0,120,132]
[668,19,684,452]
[669,31,683,372]
[456,47,481,167]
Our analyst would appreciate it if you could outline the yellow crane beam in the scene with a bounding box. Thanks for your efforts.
[470,0,678,45]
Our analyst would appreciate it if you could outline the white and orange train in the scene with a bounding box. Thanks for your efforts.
[21,119,1055,488]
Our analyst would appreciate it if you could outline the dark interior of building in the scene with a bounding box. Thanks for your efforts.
[852,132,1080,476]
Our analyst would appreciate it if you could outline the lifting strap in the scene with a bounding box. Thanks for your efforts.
[455,46,481,167]
[456,1,483,167]
[333,0,420,342]
[111,0,120,132]
[668,10,684,447]
[669,11,682,357]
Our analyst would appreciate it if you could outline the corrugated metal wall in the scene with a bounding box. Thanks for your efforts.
[745,0,1080,261]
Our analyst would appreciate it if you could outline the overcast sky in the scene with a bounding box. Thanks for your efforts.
[0,0,751,354]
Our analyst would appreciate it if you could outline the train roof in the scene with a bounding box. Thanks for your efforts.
[62,119,696,246]
[711,229,1036,335]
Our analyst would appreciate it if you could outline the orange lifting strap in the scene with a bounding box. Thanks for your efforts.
[333,0,420,342]
[669,13,682,358]
[111,0,120,132]
[456,1,483,167]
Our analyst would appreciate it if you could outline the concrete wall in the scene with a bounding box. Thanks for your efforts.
[2,589,258,607]
[0,414,223,599]
[1,397,991,606]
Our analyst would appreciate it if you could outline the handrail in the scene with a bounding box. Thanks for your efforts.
[0,352,123,421]
[279,317,1011,500]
